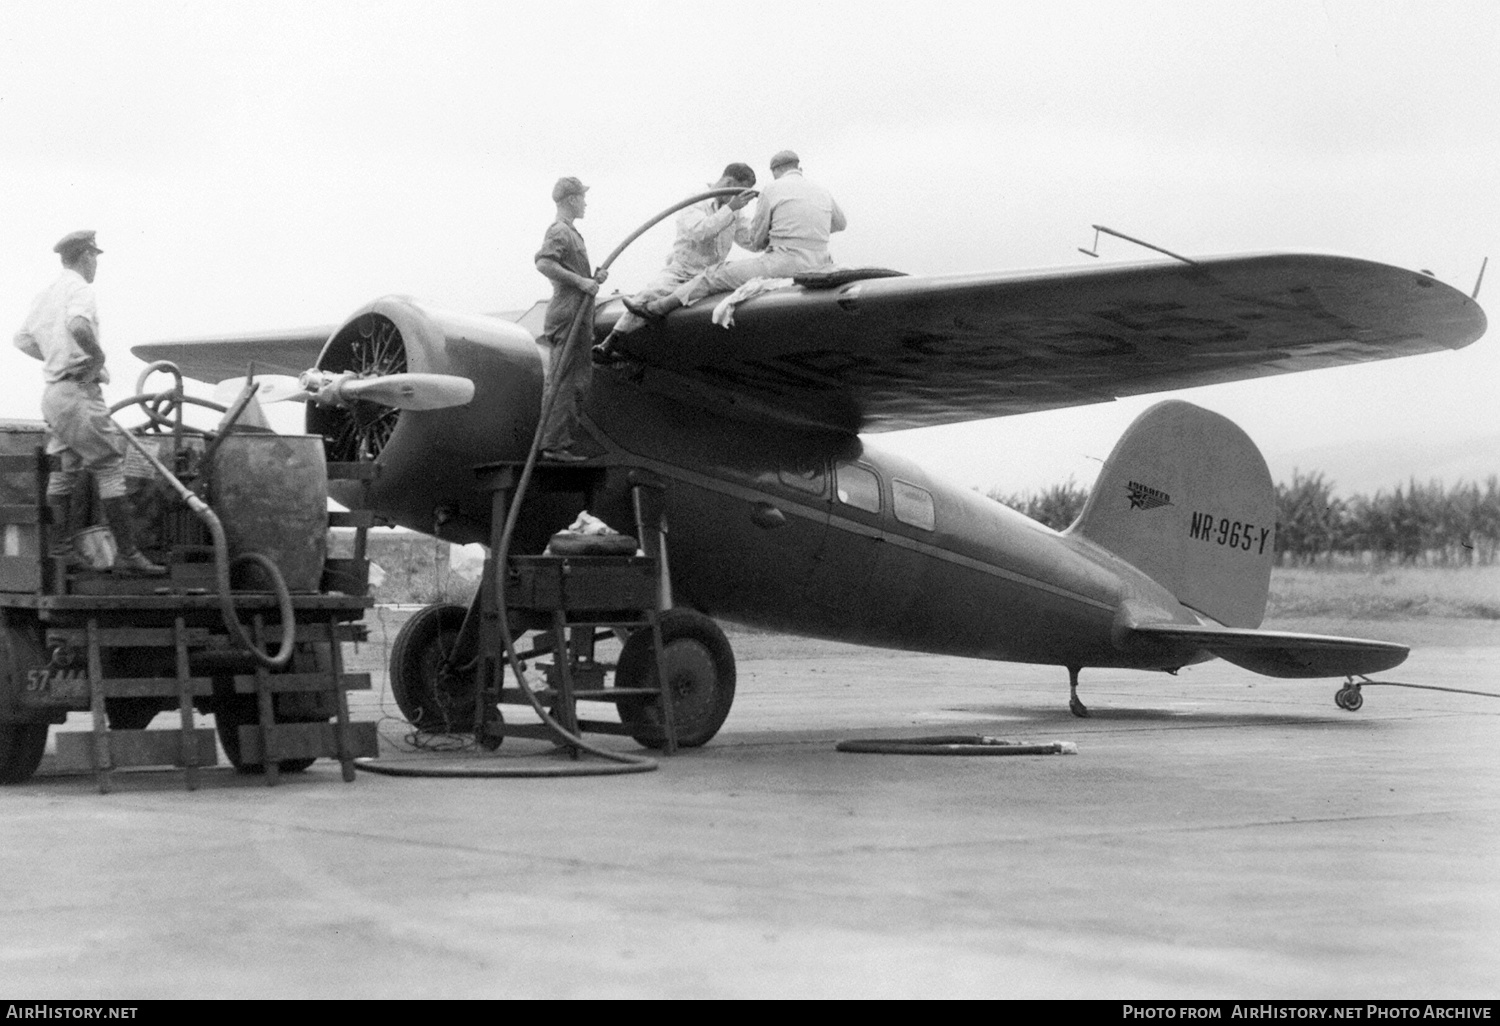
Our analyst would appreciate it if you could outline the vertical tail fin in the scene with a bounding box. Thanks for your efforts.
[1068,401,1275,628]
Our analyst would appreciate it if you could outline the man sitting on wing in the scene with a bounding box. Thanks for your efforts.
[622,150,846,325]
[592,162,758,365]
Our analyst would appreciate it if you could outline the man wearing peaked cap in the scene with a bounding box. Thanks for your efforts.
[53,229,103,258]
[533,178,609,462]
[551,176,588,203]
[13,232,165,574]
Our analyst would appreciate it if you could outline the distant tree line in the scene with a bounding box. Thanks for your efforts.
[986,480,1090,532]
[986,473,1500,566]
[1274,472,1500,566]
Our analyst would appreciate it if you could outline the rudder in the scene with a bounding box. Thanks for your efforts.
[1067,401,1275,628]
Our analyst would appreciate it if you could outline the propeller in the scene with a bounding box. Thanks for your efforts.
[213,371,475,411]
[305,371,476,410]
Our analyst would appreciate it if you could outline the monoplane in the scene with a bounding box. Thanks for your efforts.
[135,224,1487,745]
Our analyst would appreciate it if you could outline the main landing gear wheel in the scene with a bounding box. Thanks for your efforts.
[389,603,487,736]
[0,722,49,785]
[615,608,736,750]
[1335,682,1364,712]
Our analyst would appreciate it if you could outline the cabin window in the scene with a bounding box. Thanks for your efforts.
[779,459,825,496]
[892,480,936,531]
[835,463,881,513]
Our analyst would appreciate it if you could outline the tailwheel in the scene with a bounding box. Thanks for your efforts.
[615,609,736,750]
[1335,681,1364,712]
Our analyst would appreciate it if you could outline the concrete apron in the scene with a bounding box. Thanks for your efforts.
[2,617,1496,998]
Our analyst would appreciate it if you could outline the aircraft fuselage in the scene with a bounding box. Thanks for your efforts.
[561,373,1197,672]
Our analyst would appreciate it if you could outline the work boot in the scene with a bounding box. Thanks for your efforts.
[45,494,92,570]
[115,549,167,575]
[592,334,638,368]
[101,496,166,576]
[621,296,667,323]
[46,496,74,556]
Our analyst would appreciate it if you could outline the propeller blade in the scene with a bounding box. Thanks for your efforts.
[212,375,307,406]
[333,373,475,411]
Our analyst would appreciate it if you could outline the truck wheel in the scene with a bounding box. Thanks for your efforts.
[614,609,736,750]
[1,619,51,783]
[212,690,317,774]
[389,603,481,734]
[106,697,165,731]
[0,722,49,785]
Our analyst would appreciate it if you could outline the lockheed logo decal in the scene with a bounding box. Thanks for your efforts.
[1127,480,1171,510]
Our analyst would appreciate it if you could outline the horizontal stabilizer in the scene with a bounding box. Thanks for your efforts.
[1127,622,1408,679]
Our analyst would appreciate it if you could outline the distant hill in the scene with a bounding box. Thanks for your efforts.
[1265,432,1500,497]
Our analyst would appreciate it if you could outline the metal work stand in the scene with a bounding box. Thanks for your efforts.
[470,464,678,754]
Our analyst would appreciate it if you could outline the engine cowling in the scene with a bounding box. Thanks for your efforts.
[306,295,543,543]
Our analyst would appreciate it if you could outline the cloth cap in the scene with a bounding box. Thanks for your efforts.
[769,149,800,171]
[552,176,588,202]
[721,162,756,186]
[53,230,102,257]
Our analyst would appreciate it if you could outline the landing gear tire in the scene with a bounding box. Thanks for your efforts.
[615,609,736,750]
[1069,694,1089,718]
[0,722,49,785]
[1335,684,1364,712]
[389,603,486,737]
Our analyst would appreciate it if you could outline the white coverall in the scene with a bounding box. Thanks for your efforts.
[670,169,846,307]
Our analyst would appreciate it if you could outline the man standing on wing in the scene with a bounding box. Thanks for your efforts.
[534,177,609,463]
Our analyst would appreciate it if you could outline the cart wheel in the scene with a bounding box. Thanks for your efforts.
[389,603,484,736]
[0,722,49,785]
[1334,685,1364,712]
[212,690,318,774]
[615,609,736,750]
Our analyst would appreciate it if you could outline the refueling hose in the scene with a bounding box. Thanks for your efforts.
[358,187,750,779]
[836,736,1078,756]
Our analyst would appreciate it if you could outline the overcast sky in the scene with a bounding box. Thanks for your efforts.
[2,0,1495,495]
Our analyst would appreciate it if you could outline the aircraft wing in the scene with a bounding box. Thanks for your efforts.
[130,308,544,383]
[132,326,337,382]
[1126,622,1408,678]
[605,254,1487,433]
